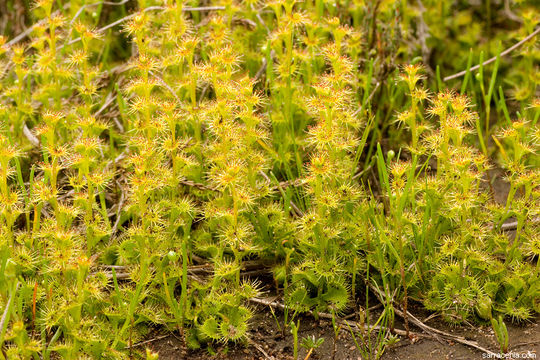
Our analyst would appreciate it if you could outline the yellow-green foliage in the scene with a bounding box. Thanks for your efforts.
[0,0,538,358]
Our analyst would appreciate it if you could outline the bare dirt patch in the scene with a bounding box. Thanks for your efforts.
[141,304,539,360]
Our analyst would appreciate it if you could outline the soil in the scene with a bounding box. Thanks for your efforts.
[141,303,540,360]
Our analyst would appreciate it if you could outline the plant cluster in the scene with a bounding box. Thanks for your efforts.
[0,0,538,358]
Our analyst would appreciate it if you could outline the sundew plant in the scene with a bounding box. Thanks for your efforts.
[0,0,539,358]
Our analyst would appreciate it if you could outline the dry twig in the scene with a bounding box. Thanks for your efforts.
[503,0,523,24]
[124,334,169,349]
[249,297,425,339]
[353,82,380,117]
[109,180,126,242]
[444,27,540,81]
[249,339,276,360]
[254,50,276,83]
[364,279,499,357]
[259,171,304,217]
[0,284,18,335]
[6,5,70,47]
[23,123,40,147]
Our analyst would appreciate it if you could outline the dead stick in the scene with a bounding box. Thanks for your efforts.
[249,339,275,360]
[0,285,17,334]
[444,27,540,81]
[259,171,304,217]
[365,280,499,357]
[108,180,126,242]
[125,334,169,349]
[353,82,380,117]
[249,297,425,339]
[23,123,40,147]
[6,6,70,47]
